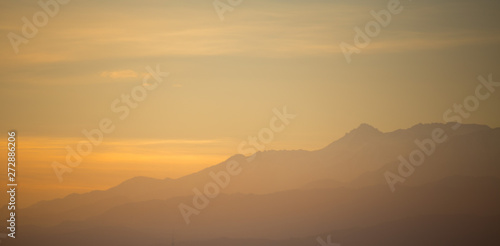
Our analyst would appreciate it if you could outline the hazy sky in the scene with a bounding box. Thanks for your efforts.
[1,0,500,206]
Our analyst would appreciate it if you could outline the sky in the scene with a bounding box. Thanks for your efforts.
[1,0,500,207]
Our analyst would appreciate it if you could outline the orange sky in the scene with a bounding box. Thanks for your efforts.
[1,0,500,207]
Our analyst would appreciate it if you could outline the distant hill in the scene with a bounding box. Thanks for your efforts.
[6,123,500,245]
[12,176,500,245]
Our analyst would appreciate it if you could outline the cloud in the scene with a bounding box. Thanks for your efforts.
[100,70,138,79]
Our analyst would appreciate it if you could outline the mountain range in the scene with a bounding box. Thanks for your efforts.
[4,122,500,245]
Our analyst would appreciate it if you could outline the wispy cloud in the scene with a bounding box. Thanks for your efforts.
[100,70,138,79]
[2,0,499,82]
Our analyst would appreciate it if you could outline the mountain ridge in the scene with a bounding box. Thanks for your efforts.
[14,122,500,227]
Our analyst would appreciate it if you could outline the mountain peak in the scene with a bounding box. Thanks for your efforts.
[336,123,383,142]
[350,123,381,135]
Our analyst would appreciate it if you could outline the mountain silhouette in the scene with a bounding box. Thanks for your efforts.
[6,123,500,245]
